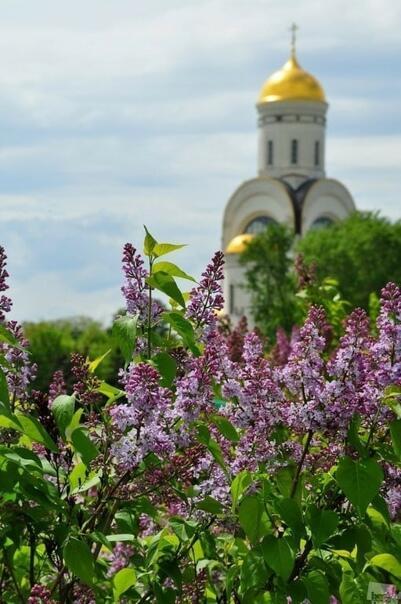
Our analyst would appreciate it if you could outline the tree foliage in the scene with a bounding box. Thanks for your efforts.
[239,223,299,341]
[0,232,401,602]
[24,317,123,390]
[298,211,401,309]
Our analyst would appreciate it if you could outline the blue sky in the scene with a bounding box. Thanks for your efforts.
[1,0,400,322]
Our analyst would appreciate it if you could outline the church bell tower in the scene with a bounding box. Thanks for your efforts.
[222,26,356,323]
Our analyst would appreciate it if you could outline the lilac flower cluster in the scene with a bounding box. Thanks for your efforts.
[186,250,224,330]
[28,585,55,604]
[121,243,149,318]
[121,243,162,325]
[48,369,67,405]
[111,242,401,517]
[0,247,36,401]
[110,363,175,469]
[71,353,101,406]
[106,542,134,577]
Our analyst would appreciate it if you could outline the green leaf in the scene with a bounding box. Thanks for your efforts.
[153,242,186,258]
[261,535,294,580]
[211,415,239,442]
[336,456,383,515]
[339,570,364,604]
[63,537,94,585]
[276,498,304,537]
[240,549,269,594]
[303,570,330,604]
[147,272,186,309]
[51,395,75,435]
[113,568,137,600]
[390,419,401,459]
[368,553,401,579]
[143,226,157,256]
[163,311,200,355]
[196,496,224,515]
[153,352,177,387]
[107,534,135,542]
[71,428,99,465]
[308,505,339,547]
[112,315,138,364]
[153,261,195,282]
[97,382,125,404]
[275,466,294,498]
[196,424,226,471]
[72,472,101,494]
[347,415,365,456]
[0,367,10,409]
[231,470,252,510]
[69,461,87,491]
[0,401,21,430]
[16,414,58,452]
[89,349,111,373]
[239,495,270,543]
[0,324,25,350]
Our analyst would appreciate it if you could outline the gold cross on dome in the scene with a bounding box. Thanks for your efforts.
[290,22,298,56]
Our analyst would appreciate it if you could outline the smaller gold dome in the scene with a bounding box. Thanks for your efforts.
[258,53,326,104]
[225,233,254,255]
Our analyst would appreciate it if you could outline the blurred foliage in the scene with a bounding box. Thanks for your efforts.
[239,223,300,342]
[24,316,124,390]
[298,211,401,309]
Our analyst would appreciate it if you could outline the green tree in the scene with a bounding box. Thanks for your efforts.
[24,317,122,390]
[298,211,401,309]
[239,223,299,341]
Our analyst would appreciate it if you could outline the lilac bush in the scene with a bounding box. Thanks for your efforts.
[0,229,401,603]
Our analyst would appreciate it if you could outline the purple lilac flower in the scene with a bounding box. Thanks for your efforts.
[28,585,55,604]
[0,246,12,322]
[373,282,401,387]
[48,369,67,405]
[186,251,224,329]
[121,243,148,317]
[0,247,36,401]
[110,363,175,469]
[70,353,101,406]
[279,306,328,432]
[107,542,134,577]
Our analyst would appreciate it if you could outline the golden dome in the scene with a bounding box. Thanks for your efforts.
[258,53,326,104]
[225,233,254,255]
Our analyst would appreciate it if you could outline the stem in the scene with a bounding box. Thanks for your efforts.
[290,429,313,498]
[147,257,153,359]
[3,549,25,603]
[29,526,35,587]
[288,538,313,582]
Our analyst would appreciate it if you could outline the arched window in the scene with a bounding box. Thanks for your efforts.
[314,141,320,166]
[311,216,334,230]
[244,216,277,235]
[267,140,273,166]
[291,139,298,164]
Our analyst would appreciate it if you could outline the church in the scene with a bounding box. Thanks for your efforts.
[222,30,356,322]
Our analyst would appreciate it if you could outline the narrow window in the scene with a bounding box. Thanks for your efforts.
[229,284,235,315]
[267,140,273,166]
[291,139,298,164]
[314,141,320,166]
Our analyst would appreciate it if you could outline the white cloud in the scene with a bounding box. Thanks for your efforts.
[0,0,400,321]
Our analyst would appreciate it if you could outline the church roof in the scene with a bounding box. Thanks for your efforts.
[225,233,254,254]
[258,53,326,104]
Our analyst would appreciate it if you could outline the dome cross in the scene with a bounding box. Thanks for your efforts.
[290,22,298,57]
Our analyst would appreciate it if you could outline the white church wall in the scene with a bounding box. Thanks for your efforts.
[222,177,295,248]
[223,256,254,326]
[302,179,356,233]
[257,100,327,181]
